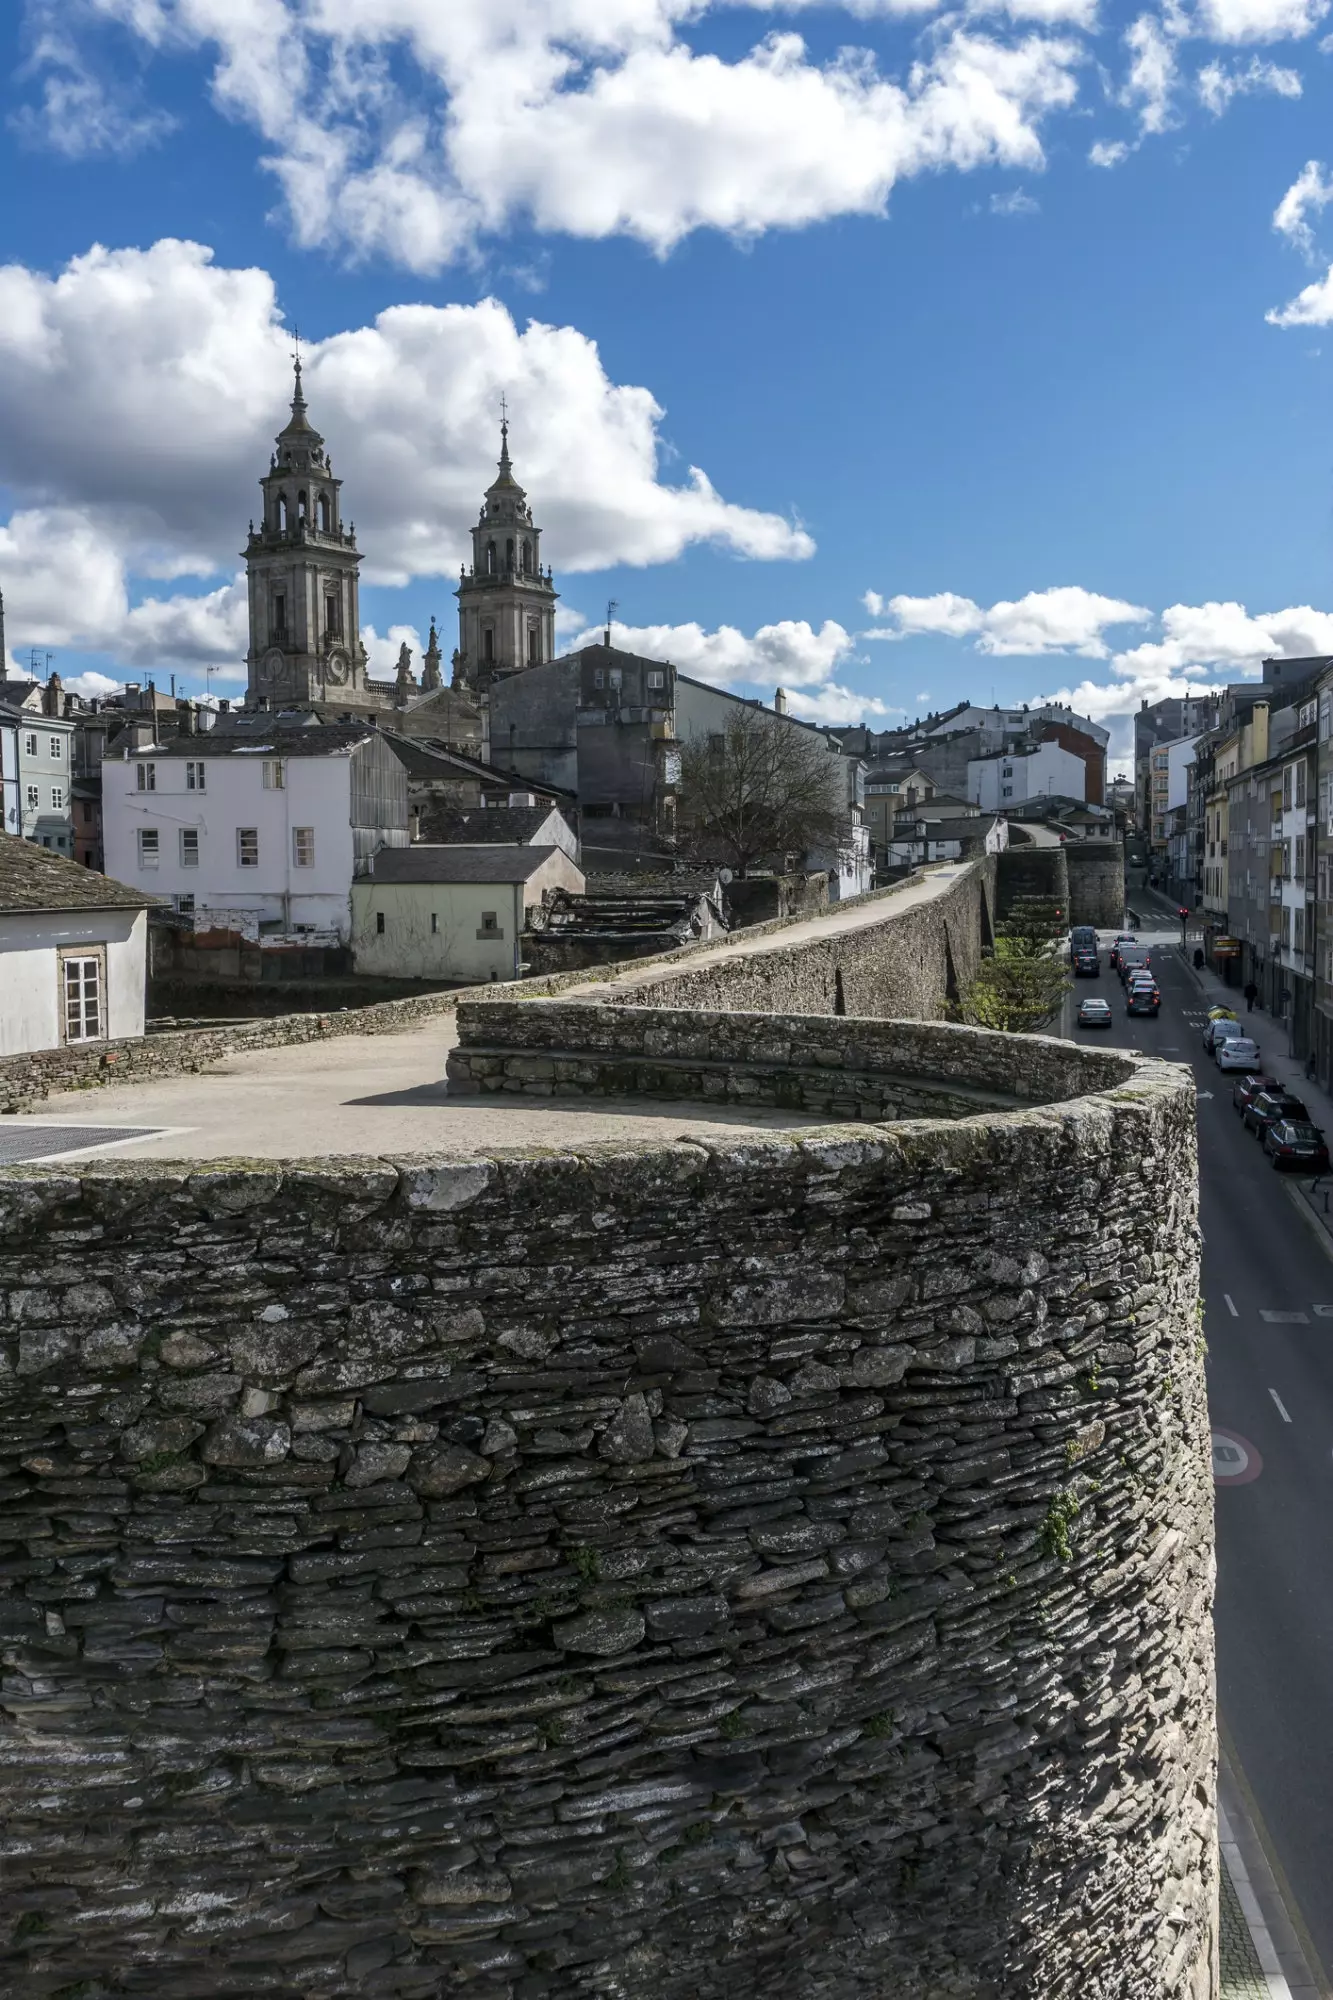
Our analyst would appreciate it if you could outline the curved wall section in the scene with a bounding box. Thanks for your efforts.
[0,1038,1213,2000]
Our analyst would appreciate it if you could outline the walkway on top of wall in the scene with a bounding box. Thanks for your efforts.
[561,863,974,999]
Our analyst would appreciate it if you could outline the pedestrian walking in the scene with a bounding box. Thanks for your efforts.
[1243,980,1258,1013]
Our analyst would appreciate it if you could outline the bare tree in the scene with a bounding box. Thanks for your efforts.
[677,705,844,877]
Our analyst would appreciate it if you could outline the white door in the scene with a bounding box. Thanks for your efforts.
[63,954,104,1043]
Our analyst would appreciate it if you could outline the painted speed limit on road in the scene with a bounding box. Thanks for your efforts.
[1212,1429,1263,1485]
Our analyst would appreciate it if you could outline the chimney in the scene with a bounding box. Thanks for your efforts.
[218,699,231,713]
[774,688,788,715]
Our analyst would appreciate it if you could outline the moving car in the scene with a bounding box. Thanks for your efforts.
[1073,949,1100,978]
[1109,934,1137,971]
[1203,1017,1246,1054]
[1070,925,1098,955]
[1263,1120,1331,1172]
[1243,1089,1309,1138]
[1215,1036,1261,1072]
[1126,979,1160,1017]
[1232,1072,1281,1114]
[1077,997,1114,1030]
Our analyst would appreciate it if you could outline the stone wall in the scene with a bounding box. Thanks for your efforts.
[995,843,1070,922]
[446,1002,1130,1122]
[1065,842,1127,930]
[0,1038,1215,2000]
[149,976,461,1022]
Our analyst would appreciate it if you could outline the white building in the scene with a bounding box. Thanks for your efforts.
[966,741,1086,810]
[102,722,409,945]
[0,699,76,856]
[0,830,152,1055]
[352,845,585,982]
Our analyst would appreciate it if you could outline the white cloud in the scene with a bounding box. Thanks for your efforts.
[14,2,176,158]
[1197,53,1301,109]
[1088,136,1131,163]
[990,184,1041,212]
[569,615,857,688]
[1121,12,1180,135]
[1267,261,1333,322]
[53,2,1088,268]
[362,622,425,674]
[1195,0,1328,41]
[0,236,813,677]
[1111,597,1333,673]
[1273,157,1333,257]
[865,584,1151,654]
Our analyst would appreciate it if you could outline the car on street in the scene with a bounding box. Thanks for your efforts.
[1262,1119,1331,1172]
[1126,979,1160,1016]
[1118,948,1152,983]
[1208,1005,1238,1022]
[1109,933,1137,970]
[1216,1036,1262,1072]
[1243,1089,1310,1138]
[1070,925,1098,956]
[1073,949,1100,977]
[1076,997,1114,1029]
[1204,1017,1246,1054]
[1232,1073,1281,1115]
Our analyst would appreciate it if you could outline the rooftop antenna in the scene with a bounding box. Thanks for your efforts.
[605,598,618,648]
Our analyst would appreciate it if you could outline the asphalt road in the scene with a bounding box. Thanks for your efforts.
[1062,907,1333,1985]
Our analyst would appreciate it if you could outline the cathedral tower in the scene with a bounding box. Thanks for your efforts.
[244,361,370,710]
[454,420,557,690]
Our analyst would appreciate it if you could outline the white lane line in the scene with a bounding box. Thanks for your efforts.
[1260,1309,1310,1325]
[1269,1389,1292,1424]
[1218,1800,1295,1998]
[1224,1294,1239,1317]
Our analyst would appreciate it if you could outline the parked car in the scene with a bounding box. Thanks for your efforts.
[1215,1036,1262,1072]
[1077,997,1114,1030]
[1263,1120,1331,1172]
[1207,1005,1238,1022]
[1233,1073,1281,1114]
[1243,1089,1309,1138]
[1109,933,1137,970]
[1073,949,1100,978]
[1204,1017,1246,1055]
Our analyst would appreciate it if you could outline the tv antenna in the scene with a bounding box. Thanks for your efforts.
[604,598,619,646]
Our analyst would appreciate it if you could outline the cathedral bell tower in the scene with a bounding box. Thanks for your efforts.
[244,359,370,711]
[453,418,557,691]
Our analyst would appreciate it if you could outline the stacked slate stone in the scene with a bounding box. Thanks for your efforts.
[0,1048,1213,1997]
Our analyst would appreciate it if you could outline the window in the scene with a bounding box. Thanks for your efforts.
[273,593,286,636]
[593,669,604,689]
[23,732,36,756]
[647,670,665,690]
[1296,909,1307,954]
[82,802,92,824]
[292,826,314,867]
[180,829,199,867]
[237,828,259,867]
[522,539,532,574]
[528,625,539,664]
[185,761,205,791]
[49,737,62,759]
[486,541,496,574]
[430,911,438,934]
[325,592,341,638]
[276,495,288,532]
[138,828,160,868]
[62,955,103,1044]
[318,493,331,532]
[375,910,386,935]
[1296,835,1307,882]
[1002,785,1013,798]
[483,628,494,663]
[50,787,62,810]
[262,760,284,790]
[176,893,195,915]
[1284,768,1293,810]
[609,669,622,691]
[136,762,155,792]
[480,911,500,934]
[1297,764,1307,808]
[506,538,515,569]
[25,785,38,811]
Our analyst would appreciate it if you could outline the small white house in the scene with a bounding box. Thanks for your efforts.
[967,741,1086,810]
[352,845,585,982]
[0,831,154,1055]
[102,723,408,944]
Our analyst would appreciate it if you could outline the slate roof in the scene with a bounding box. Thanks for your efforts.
[427,806,569,845]
[143,725,376,758]
[0,831,159,914]
[369,845,568,885]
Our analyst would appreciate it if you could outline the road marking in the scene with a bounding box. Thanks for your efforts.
[1213,1428,1263,1484]
[1314,1305,1333,1318]
[1269,1388,1292,1423]
[1197,1091,1214,1100]
[1260,1309,1310,1324]
[1224,1293,1239,1316]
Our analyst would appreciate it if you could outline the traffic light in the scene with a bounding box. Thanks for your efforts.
[1178,906,1189,922]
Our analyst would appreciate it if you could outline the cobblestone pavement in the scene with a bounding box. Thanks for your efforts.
[1221,1854,1272,1998]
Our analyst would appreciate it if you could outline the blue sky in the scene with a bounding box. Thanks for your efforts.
[4,0,1333,768]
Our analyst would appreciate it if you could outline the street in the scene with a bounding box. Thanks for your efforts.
[1061,906,1333,1984]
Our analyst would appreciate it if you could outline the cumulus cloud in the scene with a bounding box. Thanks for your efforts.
[568,615,859,689]
[1267,262,1333,322]
[1197,53,1301,109]
[1121,12,1181,135]
[1194,0,1328,40]
[0,236,812,675]
[1273,157,1333,257]
[863,584,1151,654]
[1111,597,1333,674]
[27,1,1087,269]
[1088,136,1131,163]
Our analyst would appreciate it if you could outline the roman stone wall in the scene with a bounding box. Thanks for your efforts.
[995,844,1070,922]
[1066,842,1127,930]
[446,1003,1130,1121]
[0,1037,1215,2000]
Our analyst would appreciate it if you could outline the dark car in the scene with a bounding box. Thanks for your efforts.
[1073,949,1100,978]
[1263,1120,1331,1172]
[1070,926,1098,956]
[1109,933,1137,971]
[1243,1089,1309,1138]
[1232,1073,1281,1115]
[1126,984,1160,1017]
[1118,948,1151,983]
